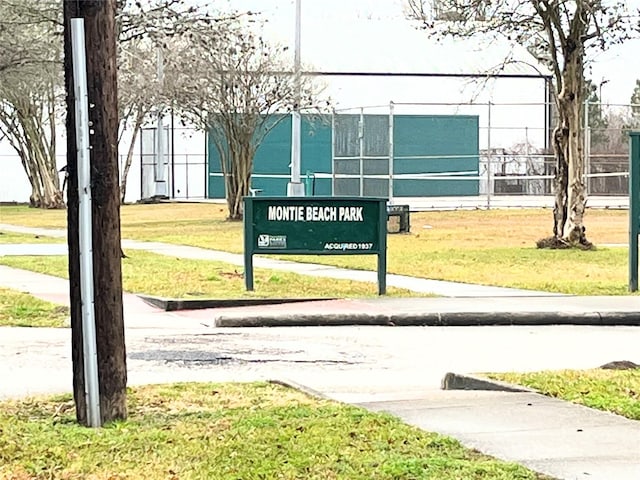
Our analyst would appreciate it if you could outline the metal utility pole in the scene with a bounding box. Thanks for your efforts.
[287,0,305,196]
[63,0,127,426]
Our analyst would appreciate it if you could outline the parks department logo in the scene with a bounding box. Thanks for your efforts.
[257,234,287,249]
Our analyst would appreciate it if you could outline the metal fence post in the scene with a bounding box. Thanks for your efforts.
[359,107,364,197]
[388,101,394,203]
[331,110,336,195]
[584,100,591,195]
[486,101,492,209]
[185,154,189,199]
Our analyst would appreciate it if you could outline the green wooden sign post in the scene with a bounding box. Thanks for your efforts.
[629,132,640,291]
[243,197,388,295]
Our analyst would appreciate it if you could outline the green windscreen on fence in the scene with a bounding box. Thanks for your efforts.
[207,115,332,198]
[207,113,479,198]
[393,115,479,197]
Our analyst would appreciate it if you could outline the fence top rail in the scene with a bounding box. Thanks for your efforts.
[389,101,554,107]
[333,104,393,113]
[332,101,559,115]
[334,101,640,110]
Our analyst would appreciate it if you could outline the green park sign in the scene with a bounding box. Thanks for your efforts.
[243,197,388,294]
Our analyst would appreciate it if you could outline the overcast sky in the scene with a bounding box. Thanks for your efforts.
[215,0,639,105]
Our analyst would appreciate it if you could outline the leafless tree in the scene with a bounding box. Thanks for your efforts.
[0,1,64,208]
[407,0,637,247]
[115,2,250,203]
[0,0,238,207]
[166,21,329,219]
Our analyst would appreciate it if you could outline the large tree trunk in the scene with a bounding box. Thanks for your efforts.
[551,32,589,246]
[24,148,65,209]
[64,0,127,425]
[224,147,253,221]
[0,95,65,209]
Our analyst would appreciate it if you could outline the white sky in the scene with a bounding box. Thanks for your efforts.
[214,0,640,105]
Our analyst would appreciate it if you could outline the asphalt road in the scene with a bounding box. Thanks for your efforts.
[4,321,640,402]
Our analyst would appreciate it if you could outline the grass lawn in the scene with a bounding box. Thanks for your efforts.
[0,382,551,480]
[0,288,68,328]
[0,250,420,299]
[0,204,633,294]
[487,369,640,421]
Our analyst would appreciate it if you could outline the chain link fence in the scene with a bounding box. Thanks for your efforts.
[585,102,640,196]
[328,101,638,208]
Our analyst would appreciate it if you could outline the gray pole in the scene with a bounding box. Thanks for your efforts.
[287,0,305,196]
[388,101,394,202]
[486,101,492,209]
[331,110,336,195]
[584,99,590,196]
[70,18,101,428]
[359,108,364,196]
[155,47,167,197]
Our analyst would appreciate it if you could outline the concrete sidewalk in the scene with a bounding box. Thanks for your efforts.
[1,234,639,326]
[356,388,640,480]
[2,225,640,479]
[0,222,559,298]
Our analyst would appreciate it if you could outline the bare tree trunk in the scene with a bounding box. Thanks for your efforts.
[555,45,589,246]
[552,120,568,238]
[64,0,127,425]
[225,145,254,221]
[120,109,145,203]
[0,95,65,209]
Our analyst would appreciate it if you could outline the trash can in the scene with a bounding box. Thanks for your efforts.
[386,204,410,234]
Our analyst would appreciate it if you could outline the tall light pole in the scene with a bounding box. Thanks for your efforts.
[155,46,167,197]
[287,0,305,196]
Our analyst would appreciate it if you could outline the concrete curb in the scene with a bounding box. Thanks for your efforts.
[215,313,394,327]
[214,310,640,327]
[441,372,539,393]
[267,379,330,400]
[138,295,335,311]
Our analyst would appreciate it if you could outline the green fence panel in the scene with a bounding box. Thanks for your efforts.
[393,115,479,197]
[208,115,332,198]
[208,114,479,199]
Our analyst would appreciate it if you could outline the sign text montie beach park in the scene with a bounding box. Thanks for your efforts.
[243,197,388,294]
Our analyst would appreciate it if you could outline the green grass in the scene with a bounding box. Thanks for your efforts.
[0,288,68,327]
[0,382,551,480]
[0,231,64,244]
[0,203,633,294]
[0,250,422,299]
[283,247,629,295]
[487,369,640,420]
